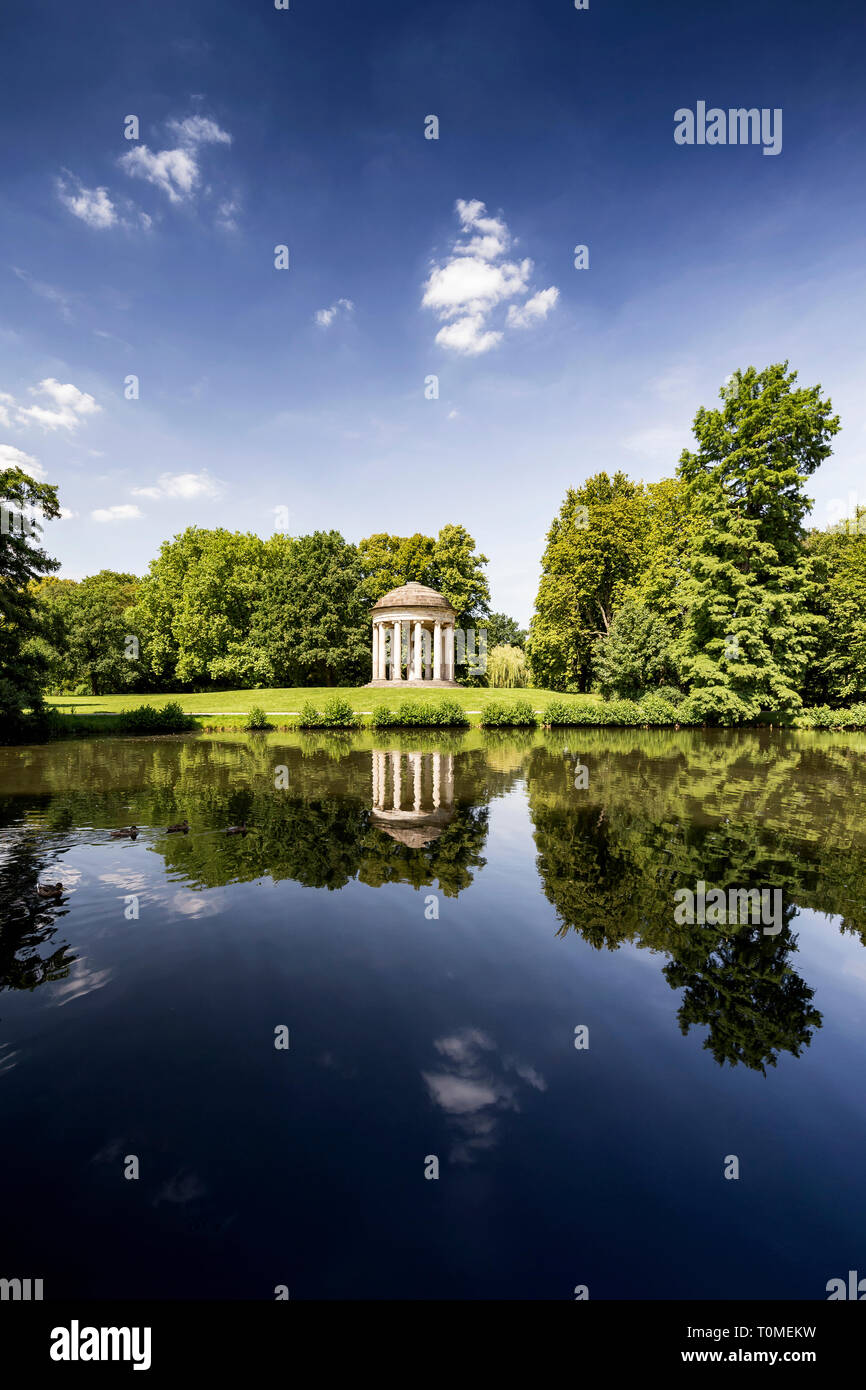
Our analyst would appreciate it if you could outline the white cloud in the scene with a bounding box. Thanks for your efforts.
[131,470,225,501]
[57,176,118,229]
[0,443,45,479]
[435,314,502,357]
[15,378,100,432]
[506,286,559,328]
[58,507,77,520]
[119,113,232,205]
[91,504,143,523]
[314,298,354,328]
[422,200,558,356]
[120,145,199,203]
[167,115,232,148]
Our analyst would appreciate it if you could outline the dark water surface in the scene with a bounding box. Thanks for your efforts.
[1,728,864,1300]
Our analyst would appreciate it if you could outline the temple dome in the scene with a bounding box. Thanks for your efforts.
[372,583,455,612]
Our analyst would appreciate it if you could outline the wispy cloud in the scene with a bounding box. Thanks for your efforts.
[131,470,225,501]
[314,298,354,328]
[91,503,143,523]
[12,267,75,321]
[56,175,118,229]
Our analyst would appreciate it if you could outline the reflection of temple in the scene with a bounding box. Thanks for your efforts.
[371,750,456,848]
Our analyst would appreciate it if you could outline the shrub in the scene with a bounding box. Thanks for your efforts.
[480,699,538,727]
[636,693,680,724]
[797,703,866,730]
[246,705,272,730]
[116,701,196,733]
[677,687,754,727]
[655,685,685,706]
[370,698,469,728]
[297,696,360,729]
[544,700,587,726]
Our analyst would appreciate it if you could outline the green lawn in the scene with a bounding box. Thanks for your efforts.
[46,686,598,717]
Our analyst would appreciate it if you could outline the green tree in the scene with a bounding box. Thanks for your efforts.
[482,612,528,649]
[357,532,437,608]
[487,644,530,688]
[674,364,840,721]
[32,571,142,695]
[0,466,60,726]
[805,507,866,703]
[632,477,693,623]
[131,528,272,688]
[592,597,676,699]
[529,472,647,691]
[253,531,369,686]
[359,524,489,627]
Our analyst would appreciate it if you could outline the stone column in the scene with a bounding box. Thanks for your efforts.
[433,622,442,681]
[413,622,423,681]
[372,624,379,682]
[391,621,403,681]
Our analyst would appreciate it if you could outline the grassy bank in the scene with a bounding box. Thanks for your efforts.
[46,686,600,718]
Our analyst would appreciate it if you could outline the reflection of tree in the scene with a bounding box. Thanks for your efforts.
[663,920,821,1074]
[0,827,76,993]
[526,728,866,1071]
[0,738,512,900]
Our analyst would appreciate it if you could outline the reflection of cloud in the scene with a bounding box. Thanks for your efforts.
[172,891,222,918]
[89,1137,125,1166]
[99,871,147,892]
[422,1027,546,1164]
[50,958,112,1007]
[0,1045,20,1075]
[152,1170,206,1206]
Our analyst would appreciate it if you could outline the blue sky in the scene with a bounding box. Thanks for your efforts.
[1,0,864,625]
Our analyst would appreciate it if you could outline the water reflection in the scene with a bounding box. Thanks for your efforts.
[0,728,864,1076]
[371,749,455,847]
[0,828,77,993]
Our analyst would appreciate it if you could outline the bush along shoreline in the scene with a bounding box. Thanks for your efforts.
[7,695,866,745]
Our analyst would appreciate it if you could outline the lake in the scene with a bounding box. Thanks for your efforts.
[1,727,864,1300]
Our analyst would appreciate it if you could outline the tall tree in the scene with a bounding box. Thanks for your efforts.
[357,533,437,608]
[674,364,840,721]
[254,531,369,686]
[481,612,528,650]
[0,466,60,726]
[131,528,272,687]
[359,524,489,628]
[31,571,142,695]
[805,506,866,704]
[529,472,647,691]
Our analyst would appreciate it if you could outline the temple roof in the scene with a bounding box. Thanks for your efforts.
[372,583,456,612]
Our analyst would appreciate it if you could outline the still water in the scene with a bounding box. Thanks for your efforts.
[1,728,864,1300]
